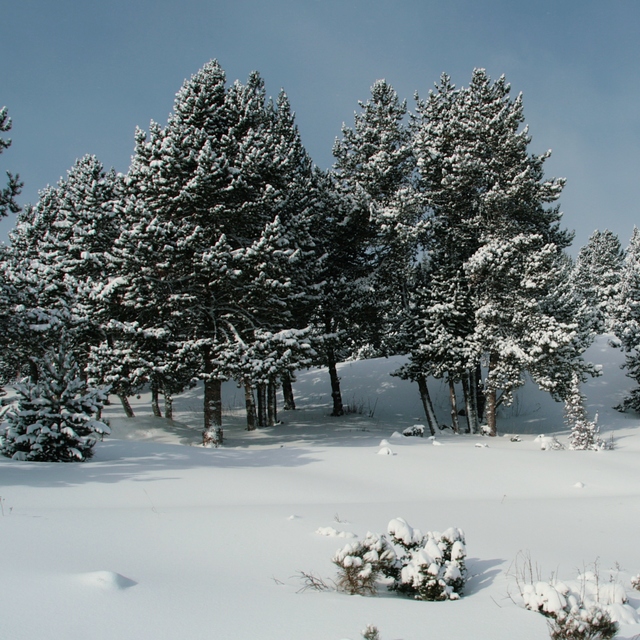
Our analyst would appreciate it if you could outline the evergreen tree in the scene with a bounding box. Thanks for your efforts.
[611,228,640,412]
[573,229,624,334]
[0,338,109,462]
[116,60,316,443]
[564,372,606,450]
[0,106,22,218]
[411,70,583,435]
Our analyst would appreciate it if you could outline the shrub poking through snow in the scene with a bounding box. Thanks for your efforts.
[546,605,618,640]
[361,624,380,640]
[402,424,425,437]
[0,348,110,462]
[332,518,466,600]
[631,574,640,591]
[332,532,397,595]
[387,518,467,601]
[513,555,626,639]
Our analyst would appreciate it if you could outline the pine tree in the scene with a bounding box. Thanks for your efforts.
[0,106,22,218]
[117,60,317,442]
[0,338,110,462]
[611,228,640,412]
[410,70,581,436]
[565,372,605,450]
[573,230,624,334]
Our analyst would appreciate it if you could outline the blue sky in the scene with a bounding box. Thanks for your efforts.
[1,0,639,252]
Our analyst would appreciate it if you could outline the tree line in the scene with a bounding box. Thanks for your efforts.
[1,60,639,457]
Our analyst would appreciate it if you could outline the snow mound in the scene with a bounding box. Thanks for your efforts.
[574,482,585,489]
[379,439,390,446]
[475,443,489,448]
[389,431,403,439]
[377,446,394,455]
[77,571,137,590]
[315,526,356,539]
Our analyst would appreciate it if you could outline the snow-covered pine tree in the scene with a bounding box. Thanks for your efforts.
[313,80,420,416]
[0,337,110,462]
[564,372,606,450]
[573,229,624,334]
[412,70,579,436]
[0,106,22,218]
[117,61,316,443]
[5,156,120,387]
[611,228,640,412]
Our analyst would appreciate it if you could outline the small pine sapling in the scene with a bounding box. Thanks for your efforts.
[0,346,109,462]
[333,532,397,595]
[565,375,608,451]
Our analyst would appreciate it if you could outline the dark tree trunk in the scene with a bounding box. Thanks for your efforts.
[281,372,296,410]
[416,374,437,435]
[28,359,39,384]
[461,372,477,434]
[475,362,486,423]
[327,347,344,417]
[164,391,173,421]
[256,383,267,427]
[151,378,162,418]
[202,349,223,446]
[119,393,135,418]
[244,383,257,431]
[267,380,277,426]
[485,352,499,437]
[448,377,460,433]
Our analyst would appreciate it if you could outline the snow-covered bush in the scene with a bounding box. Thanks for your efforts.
[332,532,397,595]
[387,518,467,601]
[0,348,109,462]
[515,557,629,640]
[402,424,425,437]
[332,518,466,600]
[631,574,640,591]
[547,605,618,640]
[361,624,380,640]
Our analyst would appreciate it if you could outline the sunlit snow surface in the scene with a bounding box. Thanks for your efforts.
[2,336,640,639]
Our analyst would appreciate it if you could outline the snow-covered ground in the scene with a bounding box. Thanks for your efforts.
[2,336,640,640]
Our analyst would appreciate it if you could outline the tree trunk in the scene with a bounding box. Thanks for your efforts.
[282,372,296,410]
[461,372,476,434]
[485,352,499,437]
[244,383,257,431]
[475,363,486,424]
[327,347,344,416]
[202,347,223,446]
[118,393,135,418]
[256,383,267,427]
[151,378,162,417]
[448,377,460,433]
[164,391,173,421]
[416,374,437,435]
[267,380,277,426]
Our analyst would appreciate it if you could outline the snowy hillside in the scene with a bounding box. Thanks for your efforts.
[2,336,640,640]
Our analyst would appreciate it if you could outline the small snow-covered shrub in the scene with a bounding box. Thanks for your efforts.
[333,532,396,596]
[386,517,467,601]
[361,624,380,640]
[332,518,467,601]
[0,348,109,462]
[631,574,640,591]
[514,556,627,640]
[547,605,618,640]
[402,424,425,437]
[535,434,565,450]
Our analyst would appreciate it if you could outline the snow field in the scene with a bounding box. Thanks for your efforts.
[1,337,640,639]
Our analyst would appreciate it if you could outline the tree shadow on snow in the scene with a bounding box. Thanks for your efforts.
[0,439,319,488]
[463,557,505,596]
